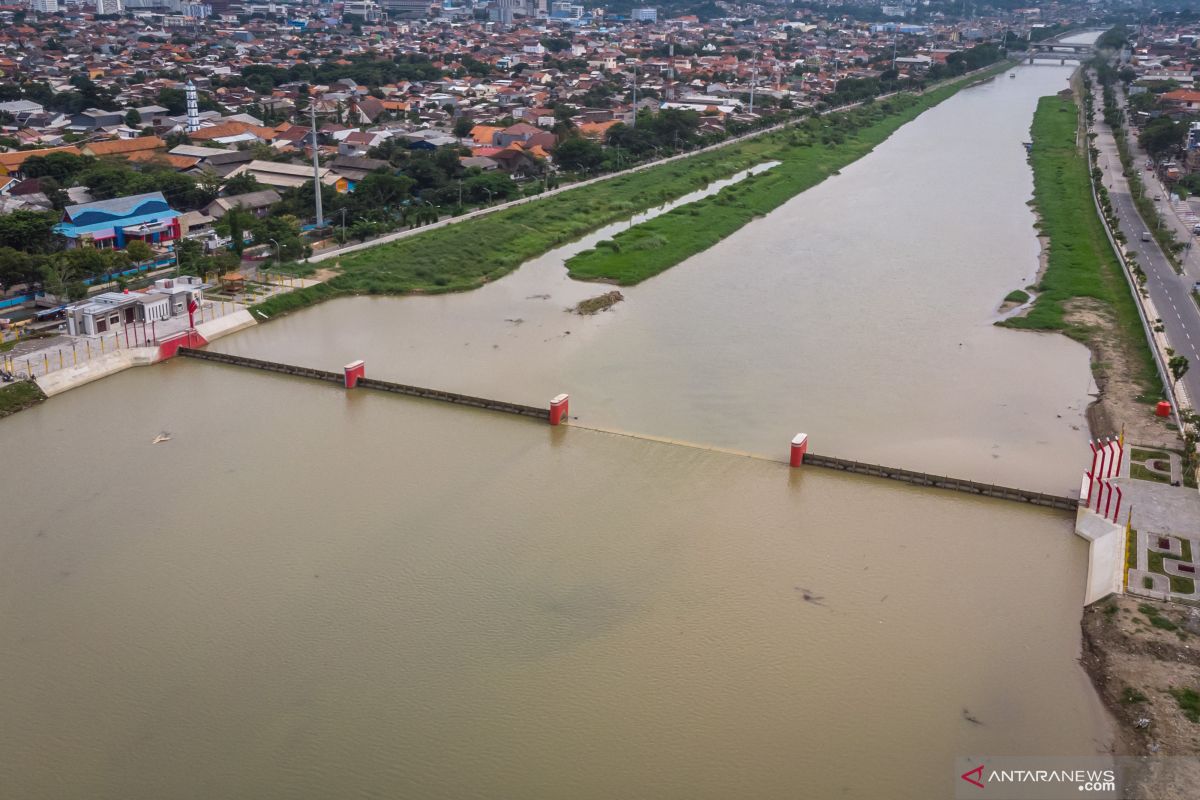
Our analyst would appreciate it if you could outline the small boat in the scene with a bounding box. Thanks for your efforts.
[152,433,171,444]
[1009,72,1016,78]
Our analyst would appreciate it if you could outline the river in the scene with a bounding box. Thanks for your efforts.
[213,63,1093,494]
[1,54,1113,800]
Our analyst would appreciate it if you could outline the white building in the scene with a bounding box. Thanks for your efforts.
[343,0,381,21]
[631,7,656,22]
[30,0,60,13]
[95,0,123,13]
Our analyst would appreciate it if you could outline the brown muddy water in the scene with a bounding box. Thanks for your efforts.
[0,55,1115,800]
[1,363,1110,799]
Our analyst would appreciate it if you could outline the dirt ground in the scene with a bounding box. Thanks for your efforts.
[1064,297,1181,451]
[1082,595,1200,799]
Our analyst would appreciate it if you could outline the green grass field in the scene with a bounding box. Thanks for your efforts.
[1002,94,1160,401]
[0,380,46,419]
[254,67,1008,318]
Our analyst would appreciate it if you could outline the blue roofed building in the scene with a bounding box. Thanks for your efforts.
[54,192,182,251]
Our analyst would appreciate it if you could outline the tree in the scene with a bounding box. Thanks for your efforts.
[351,171,414,211]
[453,117,474,138]
[1139,117,1187,160]
[0,210,58,253]
[217,206,252,255]
[1171,354,1190,386]
[553,136,605,173]
[0,247,45,292]
[125,240,155,267]
[249,214,303,260]
[222,173,263,196]
[125,109,142,127]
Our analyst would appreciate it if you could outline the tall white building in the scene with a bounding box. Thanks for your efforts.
[631,7,656,22]
[96,0,123,13]
[31,0,61,13]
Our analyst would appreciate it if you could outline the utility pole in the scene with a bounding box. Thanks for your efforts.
[310,103,324,229]
[892,32,898,72]
[749,64,758,115]
[667,38,674,102]
[631,64,637,128]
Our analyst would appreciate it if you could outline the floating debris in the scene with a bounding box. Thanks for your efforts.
[794,586,826,606]
[152,433,171,444]
[962,708,983,726]
[573,291,624,315]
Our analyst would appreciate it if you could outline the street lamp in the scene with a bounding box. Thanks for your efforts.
[482,187,494,204]
[268,238,280,270]
[337,208,348,242]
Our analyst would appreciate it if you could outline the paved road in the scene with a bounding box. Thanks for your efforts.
[1090,80,1200,412]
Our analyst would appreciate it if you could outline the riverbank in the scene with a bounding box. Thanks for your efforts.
[564,65,1011,285]
[253,64,1010,319]
[1002,92,1166,446]
[1081,595,1200,799]
[0,380,45,418]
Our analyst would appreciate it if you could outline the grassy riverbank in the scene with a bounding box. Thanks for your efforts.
[1004,94,1161,421]
[255,65,1009,318]
[566,66,1009,284]
[0,380,46,419]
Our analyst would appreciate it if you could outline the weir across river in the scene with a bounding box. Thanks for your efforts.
[177,348,1079,512]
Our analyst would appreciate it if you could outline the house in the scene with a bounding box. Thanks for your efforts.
[328,155,390,186]
[189,121,278,146]
[223,160,347,192]
[64,277,207,336]
[1161,90,1200,113]
[338,130,385,157]
[469,124,503,145]
[495,122,542,146]
[78,136,167,159]
[0,146,82,179]
[203,189,282,219]
[54,192,182,250]
[68,108,125,130]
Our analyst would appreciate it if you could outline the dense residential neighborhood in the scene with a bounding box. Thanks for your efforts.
[0,0,1083,309]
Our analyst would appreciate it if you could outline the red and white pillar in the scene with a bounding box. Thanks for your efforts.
[790,433,809,468]
[550,393,569,426]
[344,359,365,389]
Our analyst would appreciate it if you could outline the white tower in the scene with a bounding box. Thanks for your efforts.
[185,81,200,134]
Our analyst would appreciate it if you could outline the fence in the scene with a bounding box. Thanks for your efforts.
[0,301,241,380]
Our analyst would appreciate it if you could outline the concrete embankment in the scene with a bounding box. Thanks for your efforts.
[32,310,257,398]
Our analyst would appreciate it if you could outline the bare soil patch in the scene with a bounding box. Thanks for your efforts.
[1065,297,1179,450]
[1082,595,1200,799]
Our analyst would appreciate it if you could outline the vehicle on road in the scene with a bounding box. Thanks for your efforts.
[1142,231,1152,242]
